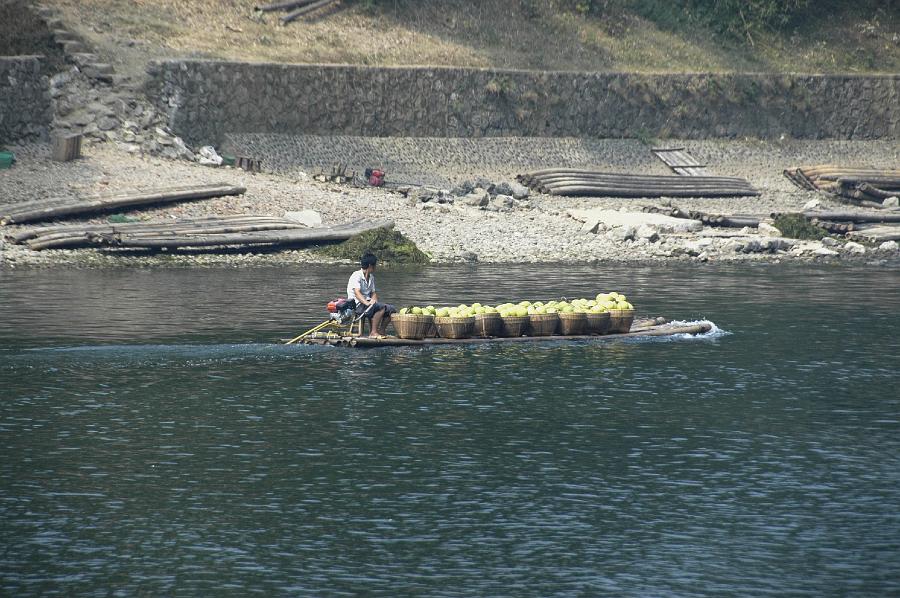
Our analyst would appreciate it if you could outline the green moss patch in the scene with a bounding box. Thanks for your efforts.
[314,227,430,264]
[773,214,827,241]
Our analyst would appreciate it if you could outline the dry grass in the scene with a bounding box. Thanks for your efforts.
[51,0,900,81]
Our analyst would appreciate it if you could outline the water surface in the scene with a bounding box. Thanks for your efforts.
[1,264,898,596]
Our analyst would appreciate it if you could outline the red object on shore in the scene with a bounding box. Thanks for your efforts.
[368,169,385,187]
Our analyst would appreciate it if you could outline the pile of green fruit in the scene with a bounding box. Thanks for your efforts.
[397,303,498,318]
[397,292,633,318]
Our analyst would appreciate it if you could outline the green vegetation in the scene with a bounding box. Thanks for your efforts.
[772,214,827,241]
[314,227,430,264]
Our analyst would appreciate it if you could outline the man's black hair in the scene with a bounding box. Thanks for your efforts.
[361,252,377,269]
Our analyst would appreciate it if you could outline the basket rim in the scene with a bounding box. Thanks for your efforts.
[434,316,476,323]
[558,312,587,319]
[394,313,435,320]
[528,313,560,319]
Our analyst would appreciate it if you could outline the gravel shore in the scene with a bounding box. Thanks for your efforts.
[1,138,899,269]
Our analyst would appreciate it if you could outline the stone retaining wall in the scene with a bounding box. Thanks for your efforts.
[0,56,52,143]
[145,60,899,145]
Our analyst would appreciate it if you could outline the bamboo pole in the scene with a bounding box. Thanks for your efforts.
[281,0,335,23]
[546,185,758,198]
[109,218,392,250]
[256,0,317,12]
[535,176,754,188]
[10,215,298,243]
[802,211,900,223]
[525,171,751,185]
[26,222,311,250]
[0,184,247,225]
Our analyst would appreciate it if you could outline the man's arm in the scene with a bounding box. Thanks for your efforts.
[353,287,372,306]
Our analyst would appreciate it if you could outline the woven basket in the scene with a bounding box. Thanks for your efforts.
[529,313,559,336]
[392,314,434,340]
[500,315,530,337]
[474,313,502,337]
[608,309,635,334]
[434,316,475,339]
[585,311,611,335]
[558,312,587,336]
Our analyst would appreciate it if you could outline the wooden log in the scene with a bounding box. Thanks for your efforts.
[51,133,82,162]
[0,184,247,225]
[281,0,335,23]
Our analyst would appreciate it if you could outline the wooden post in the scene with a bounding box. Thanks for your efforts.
[235,156,262,172]
[51,133,82,162]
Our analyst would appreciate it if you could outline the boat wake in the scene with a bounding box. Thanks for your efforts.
[662,319,729,340]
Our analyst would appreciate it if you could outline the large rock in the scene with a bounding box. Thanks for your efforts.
[461,189,490,207]
[568,208,702,233]
[883,196,899,208]
[813,246,839,257]
[879,240,899,252]
[410,187,439,203]
[450,180,474,196]
[284,209,322,227]
[606,226,636,242]
[508,181,530,200]
[492,194,515,210]
[635,224,659,242]
[803,198,822,210]
[758,222,782,236]
[843,241,866,255]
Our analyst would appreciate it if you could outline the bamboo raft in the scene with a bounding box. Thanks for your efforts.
[783,165,900,208]
[293,319,712,348]
[0,183,247,225]
[5,216,393,251]
[517,169,758,198]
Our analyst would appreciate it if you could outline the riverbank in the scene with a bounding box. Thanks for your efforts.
[1,138,899,269]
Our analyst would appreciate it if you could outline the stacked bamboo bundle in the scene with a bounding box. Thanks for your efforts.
[6,216,394,251]
[517,169,758,198]
[0,184,247,225]
[783,166,900,208]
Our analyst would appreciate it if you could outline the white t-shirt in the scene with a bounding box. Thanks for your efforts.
[347,269,375,301]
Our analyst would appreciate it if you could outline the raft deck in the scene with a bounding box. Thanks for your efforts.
[294,319,712,348]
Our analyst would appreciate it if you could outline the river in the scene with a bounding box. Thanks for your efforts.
[1,263,898,596]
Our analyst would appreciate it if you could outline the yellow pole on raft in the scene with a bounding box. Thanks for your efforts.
[285,320,334,345]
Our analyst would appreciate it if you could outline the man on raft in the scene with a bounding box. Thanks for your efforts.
[347,251,396,338]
